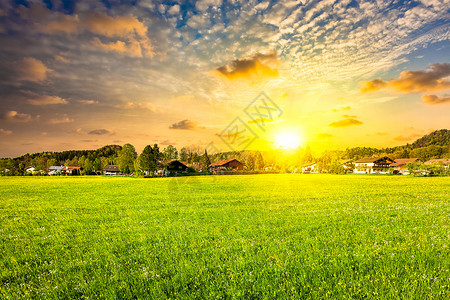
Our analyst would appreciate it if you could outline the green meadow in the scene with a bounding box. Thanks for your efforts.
[0,175,449,299]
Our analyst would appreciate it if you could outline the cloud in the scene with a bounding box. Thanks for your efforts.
[48,114,74,124]
[88,129,111,135]
[317,133,334,139]
[27,5,153,58]
[27,95,68,106]
[116,102,155,111]
[15,57,52,83]
[360,63,450,93]
[332,106,351,112]
[329,118,363,127]
[1,111,32,122]
[55,55,70,63]
[375,132,388,136]
[169,119,198,130]
[394,133,422,142]
[211,51,279,82]
[422,94,450,105]
[78,99,99,105]
[0,128,12,135]
[342,114,357,118]
[248,117,274,124]
[160,139,176,145]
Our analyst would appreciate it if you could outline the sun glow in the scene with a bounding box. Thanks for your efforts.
[274,131,302,150]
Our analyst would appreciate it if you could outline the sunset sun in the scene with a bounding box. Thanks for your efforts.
[274,131,302,150]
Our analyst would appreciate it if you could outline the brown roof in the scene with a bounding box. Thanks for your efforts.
[64,166,81,170]
[103,165,120,172]
[424,158,450,165]
[391,158,421,167]
[354,156,393,163]
[209,158,241,167]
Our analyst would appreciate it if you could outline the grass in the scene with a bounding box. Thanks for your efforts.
[0,174,449,299]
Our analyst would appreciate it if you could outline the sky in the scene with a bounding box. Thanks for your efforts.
[0,0,449,157]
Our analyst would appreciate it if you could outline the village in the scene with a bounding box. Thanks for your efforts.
[25,156,449,177]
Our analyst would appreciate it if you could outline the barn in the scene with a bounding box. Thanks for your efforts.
[103,165,121,176]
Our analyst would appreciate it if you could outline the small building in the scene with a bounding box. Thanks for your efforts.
[209,159,244,172]
[424,158,450,168]
[391,158,421,175]
[63,166,81,175]
[25,166,35,173]
[103,165,121,176]
[302,162,318,173]
[354,156,394,174]
[48,166,65,176]
[340,160,354,173]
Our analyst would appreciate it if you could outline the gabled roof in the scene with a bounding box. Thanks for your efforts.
[209,158,242,167]
[424,158,450,165]
[354,156,393,163]
[302,162,317,167]
[49,166,65,170]
[391,158,421,167]
[103,165,120,172]
[64,166,81,171]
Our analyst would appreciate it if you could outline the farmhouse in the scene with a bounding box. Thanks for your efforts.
[391,158,421,175]
[64,166,81,175]
[302,162,318,173]
[25,166,35,173]
[103,165,121,176]
[354,156,394,174]
[424,158,450,168]
[209,159,244,172]
[48,166,81,176]
[340,160,354,173]
[165,160,188,175]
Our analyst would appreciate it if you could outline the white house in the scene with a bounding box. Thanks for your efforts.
[302,162,318,173]
[354,156,394,174]
[25,166,35,173]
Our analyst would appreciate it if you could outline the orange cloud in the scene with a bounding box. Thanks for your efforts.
[329,118,363,127]
[15,57,51,82]
[247,117,274,124]
[0,128,13,135]
[211,51,279,82]
[83,12,147,39]
[27,96,67,106]
[48,114,74,124]
[332,106,351,112]
[342,114,357,118]
[422,94,450,105]
[1,111,32,122]
[360,63,450,93]
[92,38,143,57]
[40,14,79,34]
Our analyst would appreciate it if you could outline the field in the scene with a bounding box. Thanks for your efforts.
[0,174,449,299]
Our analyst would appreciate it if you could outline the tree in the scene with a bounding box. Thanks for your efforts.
[246,154,255,171]
[179,147,188,162]
[163,145,178,161]
[255,151,264,171]
[139,145,155,175]
[118,143,137,174]
[200,150,211,172]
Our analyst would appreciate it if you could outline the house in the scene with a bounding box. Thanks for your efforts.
[48,166,65,176]
[302,162,318,173]
[164,160,188,175]
[103,165,121,176]
[209,159,244,172]
[391,158,421,175]
[424,158,450,168]
[340,160,354,173]
[63,166,81,175]
[354,156,394,174]
[25,166,35,173]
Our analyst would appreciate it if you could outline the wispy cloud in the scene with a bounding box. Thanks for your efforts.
[329,118,363,128]
[27,95,67,106]
[88,129,111,135]
[0,128,12,135]
[48,114,74,124]
[394,133,422,142]
[169,120,198,130]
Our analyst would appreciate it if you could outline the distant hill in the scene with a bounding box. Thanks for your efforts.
[410,129,450,148]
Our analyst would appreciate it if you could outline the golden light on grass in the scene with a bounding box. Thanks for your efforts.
[274,131,303,150]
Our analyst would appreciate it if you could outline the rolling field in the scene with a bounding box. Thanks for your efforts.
[1,174,449,299]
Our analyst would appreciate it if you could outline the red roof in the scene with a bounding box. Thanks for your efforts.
[64,166,81,170]
[209,158,241,167]
[391,158,421,167]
